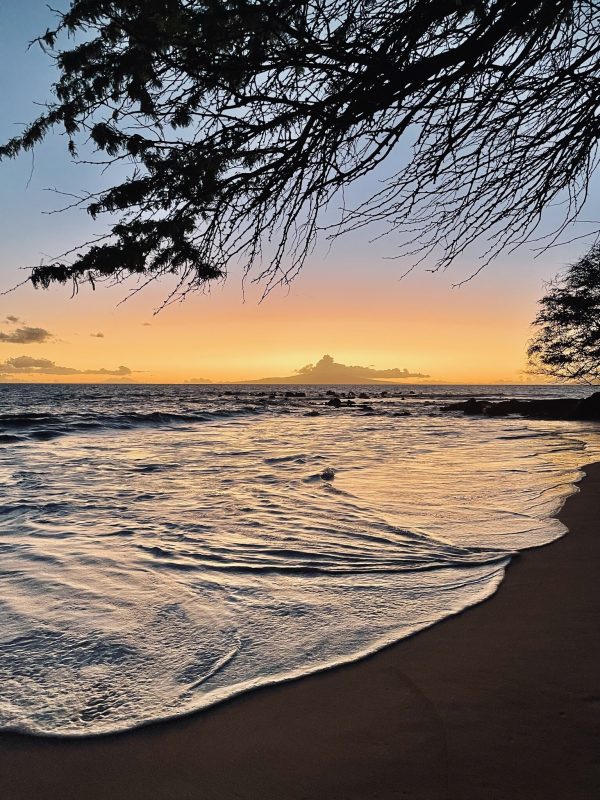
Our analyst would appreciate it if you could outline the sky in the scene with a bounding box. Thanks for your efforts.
[0,1,597,384]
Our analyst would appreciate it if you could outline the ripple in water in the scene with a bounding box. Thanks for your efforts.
[0,384,598,736]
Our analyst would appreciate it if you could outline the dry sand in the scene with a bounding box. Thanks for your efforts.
[1,464,599,800]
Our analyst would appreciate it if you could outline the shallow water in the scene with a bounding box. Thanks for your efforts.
[0,384,598,736]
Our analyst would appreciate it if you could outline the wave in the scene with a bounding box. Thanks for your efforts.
[0,407,269,444]
[0,384,597,736]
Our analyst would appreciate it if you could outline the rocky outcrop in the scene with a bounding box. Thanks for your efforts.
[441,392,600,420]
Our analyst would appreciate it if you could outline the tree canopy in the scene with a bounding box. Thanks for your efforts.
[528,246,600,382]
[1,1,599,299]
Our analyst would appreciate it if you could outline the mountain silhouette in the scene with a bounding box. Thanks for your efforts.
[242,354,429,384]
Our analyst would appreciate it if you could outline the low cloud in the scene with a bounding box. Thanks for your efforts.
[5,315,20,324]
[0,356,132,377]
[90,332,105,338]
[245,354,430,384]
[0,326,53,344]
[141,322,152,327]
[184,377,213,384]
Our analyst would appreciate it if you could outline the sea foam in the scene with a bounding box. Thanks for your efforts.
[0,383,597,735]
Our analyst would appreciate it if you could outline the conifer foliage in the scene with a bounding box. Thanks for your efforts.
[529,247,600,382]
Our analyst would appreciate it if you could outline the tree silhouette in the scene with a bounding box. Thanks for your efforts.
[1,1,598,299]
[528,245,600,381]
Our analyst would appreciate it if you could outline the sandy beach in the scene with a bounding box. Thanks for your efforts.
[1,462,598,800]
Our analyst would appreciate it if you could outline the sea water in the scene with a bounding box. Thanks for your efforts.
[0,383,598,736]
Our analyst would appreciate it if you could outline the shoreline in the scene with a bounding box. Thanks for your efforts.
[2,464,599,799]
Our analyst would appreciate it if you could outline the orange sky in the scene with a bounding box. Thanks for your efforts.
[0,247,564,384]
[1,3,596,385]
[2,2,599,385]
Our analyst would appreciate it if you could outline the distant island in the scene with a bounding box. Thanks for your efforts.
[240,354,430,384]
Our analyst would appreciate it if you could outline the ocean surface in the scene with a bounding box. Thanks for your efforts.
[0,383,599,737]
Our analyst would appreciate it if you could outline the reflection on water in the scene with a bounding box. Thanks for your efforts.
[0,384,598,735]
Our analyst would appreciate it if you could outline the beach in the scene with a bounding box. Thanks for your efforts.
[1,460,598,799]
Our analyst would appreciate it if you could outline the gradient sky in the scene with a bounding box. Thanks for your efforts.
[1,1,598,384]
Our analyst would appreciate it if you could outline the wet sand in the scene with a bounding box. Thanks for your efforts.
[1,463,599,800]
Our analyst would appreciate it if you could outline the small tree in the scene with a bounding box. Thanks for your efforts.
[528,246,600,382]
[1,1,599,299]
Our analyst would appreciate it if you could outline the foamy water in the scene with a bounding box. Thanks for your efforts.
[0,384,598,736]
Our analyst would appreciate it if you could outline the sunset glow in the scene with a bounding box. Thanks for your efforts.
[1,4,597,386]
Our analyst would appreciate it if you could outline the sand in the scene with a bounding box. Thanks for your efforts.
[1,464,599,800]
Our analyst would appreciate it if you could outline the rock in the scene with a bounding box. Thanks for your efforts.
[304,410,320,417]
[321,467,335,481]
[576,391,600,419]
[441,398,491,414]
[358,392,369,399]
[441,394,600,421]
[482,399,523,417]
[327,396,343,407]
[520,399,578,418]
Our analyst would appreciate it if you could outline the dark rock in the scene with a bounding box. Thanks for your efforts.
[441,393,600,421]
[358,392,369,399]
[303,410,320,417]
[441,399,483,414]
[520,398,579,418]
[441,398,491,415]
[327,397,343,407]
[576,391,600,419]
[321,467,336,481]
[482,399,523,417]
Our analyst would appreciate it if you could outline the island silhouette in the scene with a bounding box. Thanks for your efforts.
[242,354,429,384]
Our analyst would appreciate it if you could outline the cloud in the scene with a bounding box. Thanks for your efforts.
[245,354,430,384]
[0,356,132,377]
[141,322,152,327]
[0,326,53,344]
[90,332,105,338]
[83,366,131,376]
[5,315,20,324]
[184,377,213,384]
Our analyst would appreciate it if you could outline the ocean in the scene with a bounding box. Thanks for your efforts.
[0,383,598,736]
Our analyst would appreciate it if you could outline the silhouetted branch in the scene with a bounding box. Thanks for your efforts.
[1,1,599,297]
